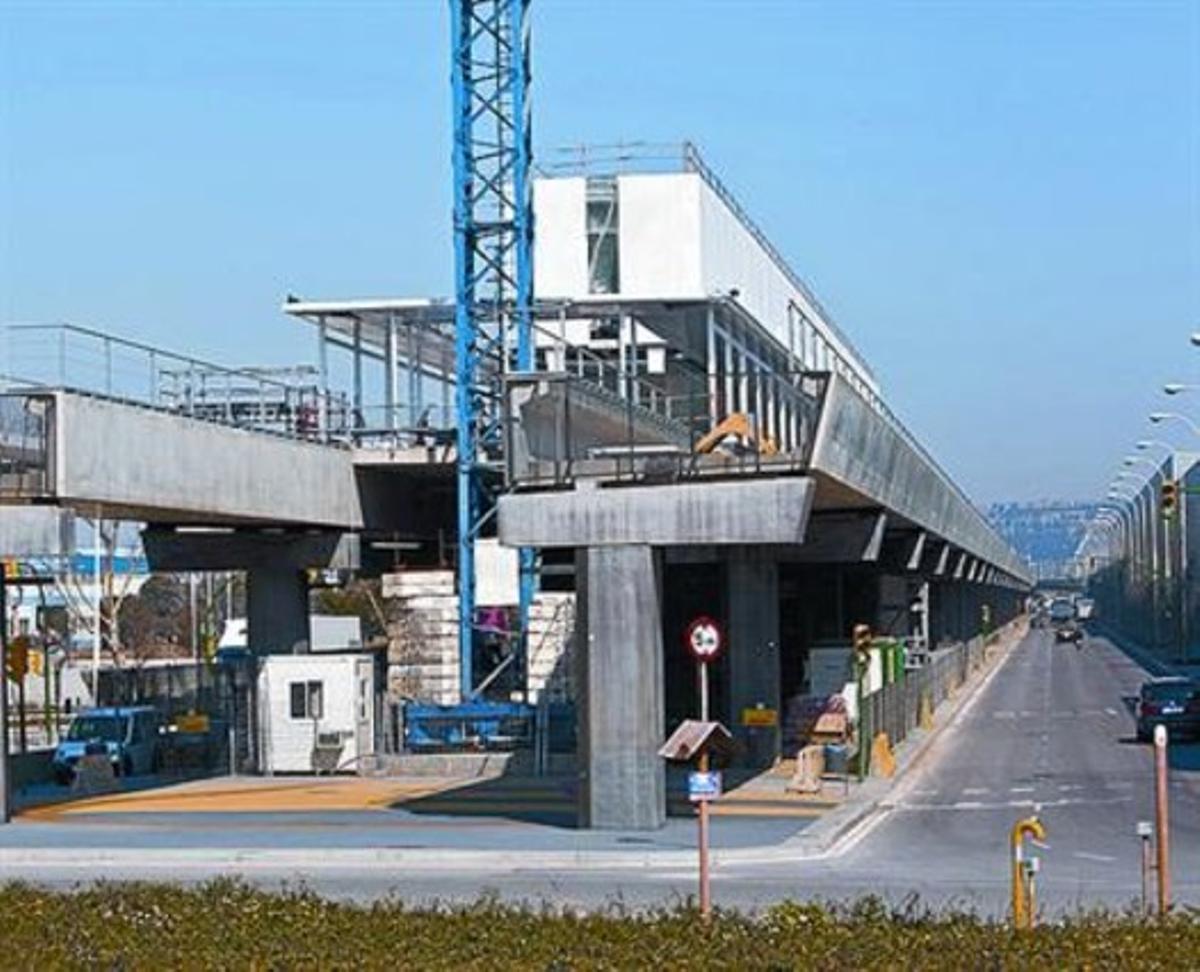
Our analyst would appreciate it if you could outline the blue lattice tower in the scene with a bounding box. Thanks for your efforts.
[449,0,534,701]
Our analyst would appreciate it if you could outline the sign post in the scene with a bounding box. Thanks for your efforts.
[684,614,723,920]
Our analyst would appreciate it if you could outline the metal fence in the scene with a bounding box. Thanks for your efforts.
[97,660,257,776]
[504,370,828,487]
[862,635,991,754]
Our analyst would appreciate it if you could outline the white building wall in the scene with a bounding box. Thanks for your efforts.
[616,173,704,299]
[531,169,878,399]
[696,177,877,395]
[533,176,588,299]
[259,654,370,774]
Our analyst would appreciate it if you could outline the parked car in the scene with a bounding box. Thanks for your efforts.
[52,706,162,784]
[1136,677,1200,743]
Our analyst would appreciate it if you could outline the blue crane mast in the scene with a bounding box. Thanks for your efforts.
[449,0,534,701]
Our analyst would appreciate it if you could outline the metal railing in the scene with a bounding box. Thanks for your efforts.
[504,369,828,487]
[1,323,363,444]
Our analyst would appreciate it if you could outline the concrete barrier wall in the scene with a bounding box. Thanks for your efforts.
[54,392,363,527]
[810,375,1030,583]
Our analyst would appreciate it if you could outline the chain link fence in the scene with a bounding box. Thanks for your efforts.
[863,634,992,754]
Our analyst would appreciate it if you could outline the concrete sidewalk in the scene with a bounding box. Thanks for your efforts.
[0,621,1029,875]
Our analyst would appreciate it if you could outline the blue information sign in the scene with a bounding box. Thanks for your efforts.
[688,770,722,803]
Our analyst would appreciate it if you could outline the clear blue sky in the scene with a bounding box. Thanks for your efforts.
[2,1,1197,504]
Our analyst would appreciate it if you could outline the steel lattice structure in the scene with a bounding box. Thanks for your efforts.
[449,0,534,700]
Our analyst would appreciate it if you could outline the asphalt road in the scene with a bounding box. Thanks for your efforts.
[2,629,1197,917]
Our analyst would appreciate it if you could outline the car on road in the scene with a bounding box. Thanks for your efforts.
[1135,677,1200,743]
[52,706,162,784]
[1048,597,1075,625]
[1075,597,1096,621]
[1053,620,1084,644]
[1047,597,1082,643]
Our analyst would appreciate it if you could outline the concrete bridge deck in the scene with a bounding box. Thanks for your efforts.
[0,389,363,528]
[501,370,1030,586]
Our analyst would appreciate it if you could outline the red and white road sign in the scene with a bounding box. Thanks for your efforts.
[685,615,723,662]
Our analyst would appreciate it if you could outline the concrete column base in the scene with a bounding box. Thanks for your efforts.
[577,544,666,830]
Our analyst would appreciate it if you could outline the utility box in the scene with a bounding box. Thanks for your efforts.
[256,654,376,774]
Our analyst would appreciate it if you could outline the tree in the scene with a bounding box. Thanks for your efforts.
[55,516,138,665]
[117,575,191,664]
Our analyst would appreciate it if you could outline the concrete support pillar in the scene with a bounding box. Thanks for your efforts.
[577,545,666,830]
[726,550,780,767]
[247,567,309,656]
[875,574,910,638]
[945,582,964,642]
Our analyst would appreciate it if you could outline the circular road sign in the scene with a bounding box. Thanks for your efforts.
[685,615,724,662]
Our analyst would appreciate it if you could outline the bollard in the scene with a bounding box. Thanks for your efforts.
[1010,815,1046,930]
[1154,724,1170,914]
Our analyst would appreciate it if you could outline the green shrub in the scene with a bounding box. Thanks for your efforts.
[0,881,1194,970]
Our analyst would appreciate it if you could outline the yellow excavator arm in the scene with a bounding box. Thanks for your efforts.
[694,412,778,456]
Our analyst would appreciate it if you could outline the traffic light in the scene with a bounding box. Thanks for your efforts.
[5,635,28,682]
[1162,479,1179,519]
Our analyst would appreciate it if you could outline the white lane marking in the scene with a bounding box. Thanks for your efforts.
[1058,784,1083,792]
[993,711,1016,719]
[893,795,1132,813]
[1105,708,1118,716]
[1073,851,1116,863]
[962,787,990,796]
[1108,781,1135,790]
[1010,786,1035,794]
[822,631,1028,857]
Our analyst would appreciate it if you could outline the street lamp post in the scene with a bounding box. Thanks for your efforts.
[1150,412,1200,437]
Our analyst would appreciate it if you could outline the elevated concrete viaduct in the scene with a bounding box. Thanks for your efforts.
[2,150,1030,829]
[500,373,1031,830]
[0,388,456,657]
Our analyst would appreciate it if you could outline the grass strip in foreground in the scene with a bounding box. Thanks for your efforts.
[0,880,1196,969]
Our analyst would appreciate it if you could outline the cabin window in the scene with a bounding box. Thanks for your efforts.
[290,680,324,720]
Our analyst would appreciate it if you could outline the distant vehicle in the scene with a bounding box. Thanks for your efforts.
[51,706,162,785]
[1048,598,1075,624]
[1136,677,1200,743]
[1054,620,1084,644]
[1075,597,1096,621]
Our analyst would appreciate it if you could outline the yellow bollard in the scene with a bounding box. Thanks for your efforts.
[870,732,896,778]
[1010,816,1046,930]
[918,692,934,731]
